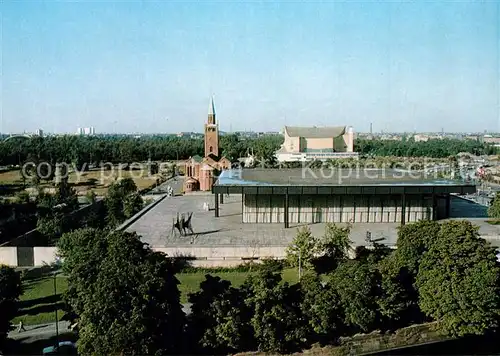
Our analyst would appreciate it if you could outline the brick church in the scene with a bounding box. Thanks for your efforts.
[183,98,231,192]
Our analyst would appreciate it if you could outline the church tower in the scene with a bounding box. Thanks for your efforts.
[204,97,219,157]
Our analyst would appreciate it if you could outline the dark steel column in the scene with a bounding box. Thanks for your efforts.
[241,193,244,223]
[220,193,224,204]
[401,193,406,225]
[284,193,289,228]
[432,194,438,220]
[215,193,219,218]
[445,194,451,218]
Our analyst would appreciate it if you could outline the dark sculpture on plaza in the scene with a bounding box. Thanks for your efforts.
[170,212,194,237]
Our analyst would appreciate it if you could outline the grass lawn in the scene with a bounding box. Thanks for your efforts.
[14,275,69,325]
[178,268,299,302]
[16,268,299,325]
[0,168,160,198]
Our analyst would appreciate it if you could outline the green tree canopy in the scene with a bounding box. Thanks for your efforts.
[242,270,308,354]
[187,275,254,354]
[488,192,500,219]
[286,226,317,271]
[395,220,440,276]
[330,260,378,333]
[415,220,500,337]
[105,178,143,226]
[299,273,342,344]
[314,223,352,273]
[58,229,185,355]
[0,266,22,351]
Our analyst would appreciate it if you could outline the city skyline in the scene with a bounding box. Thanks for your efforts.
[2,1,499,134]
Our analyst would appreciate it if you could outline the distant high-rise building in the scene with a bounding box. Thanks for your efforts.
[35,129,43,137]
[77,127,96,136]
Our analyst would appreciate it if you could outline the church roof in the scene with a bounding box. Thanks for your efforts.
[206,153,221,162]
[284,126,346,138]
[190,155,203,163]
[185,177,198,184]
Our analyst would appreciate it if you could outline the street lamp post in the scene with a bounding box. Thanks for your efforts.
[52,257,62,349]
[292,244,302,281]
[298,248,302,281]
[53,272,59,346]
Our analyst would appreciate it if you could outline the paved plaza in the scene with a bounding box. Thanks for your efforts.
[126,193,500,249]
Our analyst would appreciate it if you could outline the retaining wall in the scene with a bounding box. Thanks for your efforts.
[0,246,287,267]
[0,247,17,266]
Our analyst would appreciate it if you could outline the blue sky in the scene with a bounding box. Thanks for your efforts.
[1,1,499,134]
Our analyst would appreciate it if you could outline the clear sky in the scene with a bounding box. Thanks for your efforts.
[1,1,499,134]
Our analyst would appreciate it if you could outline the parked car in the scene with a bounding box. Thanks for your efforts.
[42,341,77,355]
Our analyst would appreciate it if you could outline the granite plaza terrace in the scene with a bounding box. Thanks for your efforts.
[212,168,476,227]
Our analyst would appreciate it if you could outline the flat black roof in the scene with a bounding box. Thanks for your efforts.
[213,168,476,195]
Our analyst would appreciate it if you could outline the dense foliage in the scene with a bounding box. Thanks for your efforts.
[286,223,352,274]
[58,229,185,355]
[488,192,500,219]
[0,134,283,166]
[0,266,22,351]
[415,221,500,336]
[355,137,496,157]
[0,135,495,168]
[105,177,143,227]
[54,219,500,355]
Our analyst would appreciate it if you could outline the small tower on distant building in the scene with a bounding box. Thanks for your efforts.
[204,97,219,157]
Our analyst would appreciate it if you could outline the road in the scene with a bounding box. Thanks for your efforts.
[8,321,70,343]
[146,175,183,196]
[8,303,192,344]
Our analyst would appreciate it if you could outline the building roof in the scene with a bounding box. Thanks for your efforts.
[201,163,215,170]
[190,155,203,163]
[185,177,198,184]
[213,168,477,196]
[285,126,346,138]
[206,153,221,162]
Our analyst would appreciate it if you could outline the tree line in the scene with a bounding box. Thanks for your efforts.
[0,135,494,167]
[1,177,144,246]
[355,137,496,157]
[0,135,282,166]
[2,219,497,355]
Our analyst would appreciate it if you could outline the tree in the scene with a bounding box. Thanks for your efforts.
[395,220,440,276]
[286,226,317,270]
[105,178,141,226]
[58,229,185,355]
[123,192,144,219]
[187,275,254,354]
[36,214,65,244]
[242,270,308,353]
[54,178,78,211]
[299,273,342,344]
[220,134,241,162]
[313,223,352,273]
[330,260,378,333]
[85,190,96,205]
[488,192,500,219]
[0,266,22,351]
[415,220,500,337]
[376,253,424,330]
